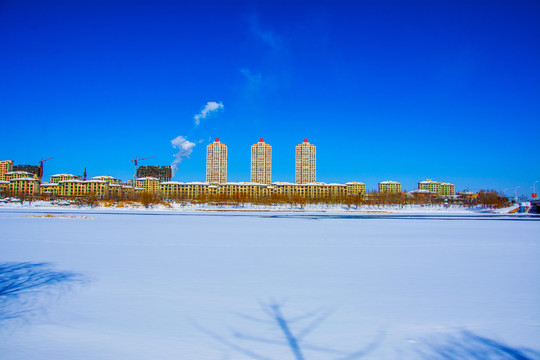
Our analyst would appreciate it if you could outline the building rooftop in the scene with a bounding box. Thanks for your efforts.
[58,179,85,183]
[51,173,77,177]
[10,177,39,182]
[5,171,34,175]
[409,189,433,194]
[92,175,117,179]
[419,179,438,184]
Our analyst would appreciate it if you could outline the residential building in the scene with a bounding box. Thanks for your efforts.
[295,139,316,184]
[57,180,87,197]
[418,179,441,194]
[440,182,455,196]
[91,175,121,185]
[8,177,40,197]
[272,181,346,200]
[206,138,227,183]
[0,180,9,194]
[136,166,172,182]
[0,160,13,181]
[40,183,60,196]
[4,171,38,181]
[251,138,272,184]
[418,179,455,196]
[50,173,82,183]
[378,180,402,194]
[136,177,161,194]
[13,165,40,178]
[86,180,110,198]
[346,181,366,195]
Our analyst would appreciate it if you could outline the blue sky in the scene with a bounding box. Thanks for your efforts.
[1,0,539,195]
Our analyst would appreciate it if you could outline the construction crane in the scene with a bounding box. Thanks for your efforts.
[131,156,155,184]
[39,157,54,181]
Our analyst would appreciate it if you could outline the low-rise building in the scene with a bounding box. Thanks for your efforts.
[272,181,346,200]
[51,173,82,183]
[418,179,455,196]
[86,180,110,198]
[57,180,87,197]
[8,177,40,197]
[440,182,455,196]
[40,183,60,196]
[13,165,40,178]
[0,180,9,194]
[4,171,38,181]
[378,180,402,194]
[346,181,366,196]
[91,175,121,185]
[136,177,161,194]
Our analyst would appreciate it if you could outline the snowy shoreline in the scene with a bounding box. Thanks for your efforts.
[0,200,533,217]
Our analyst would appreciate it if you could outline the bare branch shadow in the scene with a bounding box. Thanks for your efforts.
[197,300,383,360]
[0,262,86,324]
[417,330,540,360]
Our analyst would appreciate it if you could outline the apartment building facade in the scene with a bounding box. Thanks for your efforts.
[418,179,455,196]
[378,180,402,194]
[251,138,272,184]
[295,139,316,184]
[206,138,228,183]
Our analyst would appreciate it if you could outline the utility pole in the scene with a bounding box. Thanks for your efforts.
[515,186,520,203]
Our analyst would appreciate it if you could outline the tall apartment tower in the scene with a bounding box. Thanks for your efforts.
[295,139,316,184]
[206,138,227,183]
[251,138,272,184]
[0,160,13,181]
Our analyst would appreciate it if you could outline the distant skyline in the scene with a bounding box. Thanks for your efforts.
[1,0,539,196]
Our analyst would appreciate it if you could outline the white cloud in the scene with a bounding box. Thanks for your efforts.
[170,135,196,176]
[193,101,224,126]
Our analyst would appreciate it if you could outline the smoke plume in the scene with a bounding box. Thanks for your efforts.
[194,101,224,126]
[170,136,196,176]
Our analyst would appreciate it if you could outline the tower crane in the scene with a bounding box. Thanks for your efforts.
[131,156,155,184]
[39,157,54,181]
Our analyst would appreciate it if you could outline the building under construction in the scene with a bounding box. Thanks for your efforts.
[136,165,172,182]
[13,165,40,177]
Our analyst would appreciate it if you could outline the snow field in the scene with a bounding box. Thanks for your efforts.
[0,210,539,359]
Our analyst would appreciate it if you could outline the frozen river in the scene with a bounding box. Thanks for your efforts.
[1,209,539,359]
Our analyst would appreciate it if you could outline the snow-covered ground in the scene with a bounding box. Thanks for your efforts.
[0,209,539,359]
